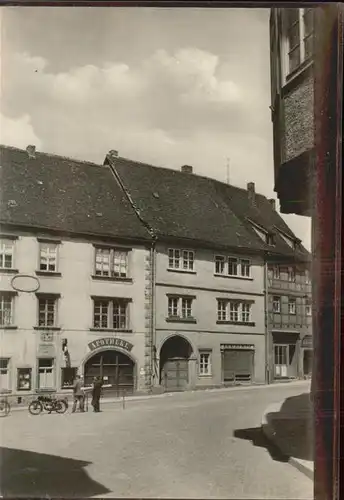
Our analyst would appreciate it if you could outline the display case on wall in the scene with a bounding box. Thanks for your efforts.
[17,368,32,391]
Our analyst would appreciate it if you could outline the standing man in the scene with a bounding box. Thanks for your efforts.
[91,376,103,412]
[72,374,85,413]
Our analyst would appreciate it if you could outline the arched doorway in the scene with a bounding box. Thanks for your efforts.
[84,349,135,396]
[159,335,193,391]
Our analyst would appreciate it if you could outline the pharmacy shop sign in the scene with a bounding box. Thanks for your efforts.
[88,337,133,353]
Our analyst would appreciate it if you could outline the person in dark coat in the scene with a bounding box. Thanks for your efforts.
[91,376,103,412]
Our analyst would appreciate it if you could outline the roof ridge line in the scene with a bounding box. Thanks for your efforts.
[0,144,103,169]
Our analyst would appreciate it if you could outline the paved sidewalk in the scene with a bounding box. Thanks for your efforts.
[261,392,314,480]
[5,379,310,412]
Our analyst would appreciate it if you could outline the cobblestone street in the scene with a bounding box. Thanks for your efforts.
[0,383,313,499]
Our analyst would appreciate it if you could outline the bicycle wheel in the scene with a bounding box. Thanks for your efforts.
[55,399,68,414]
[0,399,10,417]
[28,400,43,415]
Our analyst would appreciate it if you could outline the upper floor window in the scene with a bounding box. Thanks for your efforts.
[215,255,225,275]
[39,242,58,273]
[95,247,129,278]
[285,8,314,76]
[0,239,14,270]
[287,266,296,282]
[92,298,129,330]
[167,296,194,320]
[38,295,58,327]
[272,295,281,313]
[0,292,14,327]
[215,256,251,278]
[273,266,280,279]
[217,299,252,323]
[288,298,296,315]
[305,298,312,316]
[305,269,311,284]
[168,249,194,272]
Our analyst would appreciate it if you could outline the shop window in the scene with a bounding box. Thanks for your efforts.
[17,368,32,391]
[61,367,78,388]
[0,358,10,391]
[38,358,54,389]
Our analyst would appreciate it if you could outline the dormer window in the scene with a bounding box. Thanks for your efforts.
[267,234,275,246]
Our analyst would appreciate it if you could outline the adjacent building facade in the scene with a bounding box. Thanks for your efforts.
[0,144,312,397]
[269,7,315,216]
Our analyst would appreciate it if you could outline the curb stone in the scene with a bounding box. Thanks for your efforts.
[261,401,314,481]
[4,379,310,413]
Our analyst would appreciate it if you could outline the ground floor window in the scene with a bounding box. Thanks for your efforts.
[0,358,10,391]
[17,368,32,391]
[61,367,78,388]
[38,358,54,389]
[199,350,211,376]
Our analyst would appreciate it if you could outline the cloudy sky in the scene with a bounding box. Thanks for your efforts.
[0,6,311,249]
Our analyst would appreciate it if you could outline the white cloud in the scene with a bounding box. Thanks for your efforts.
[0,113,42,149]
[1,46,311,249]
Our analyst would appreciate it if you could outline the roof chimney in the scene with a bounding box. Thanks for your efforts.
[247,182,255,204]
[26,145,36,159]
[108,150,119,158]
[269,198,276,210]
[181,165,193,174]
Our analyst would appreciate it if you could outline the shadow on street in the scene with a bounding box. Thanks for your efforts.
[233,427,289,463]
[264,392,313,462]
[0,446,111,498]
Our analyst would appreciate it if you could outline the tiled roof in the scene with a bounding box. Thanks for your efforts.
[106,155,310,259]
[214,182,310,260]
[0,145,150,241]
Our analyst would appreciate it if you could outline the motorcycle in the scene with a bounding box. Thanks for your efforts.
[28,394,68,415]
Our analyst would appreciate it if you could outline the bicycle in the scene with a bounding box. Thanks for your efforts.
[0,397,11,417]
[28,394,68,415]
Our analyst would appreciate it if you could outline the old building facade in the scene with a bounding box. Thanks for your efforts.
[0,144,312,398]
[0,145,153,396]
[269,7,315,216]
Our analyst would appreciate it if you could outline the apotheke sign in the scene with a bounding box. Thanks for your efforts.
[88,337,133,352]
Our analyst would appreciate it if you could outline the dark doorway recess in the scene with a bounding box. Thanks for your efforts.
[160,335,193,391]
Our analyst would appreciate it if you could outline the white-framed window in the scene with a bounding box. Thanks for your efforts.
[284,8,314,77]
[215,255,225,275]
[217,300,253,323]
[38,296,58,327]
[273,266,280,279]
[0,239,15,269]
[0,293,14,326]
[38,358,54,389]
[93,298,129,330]
[228,257,238,276]
[306,298,312,316]
[229,301,240,322]
[167,296,194,319]
[217,299,227,321]
[0,358,10,391]
[305,269,311,284]
[168,249,194,271]
[272,296,281,313]
[241,303,251,323]
[288,298,296,315]
[199,351,212,376]
[39,242,58,272]
[288,266,296,282]
[240,259,251,277]
[94,247,129,278]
